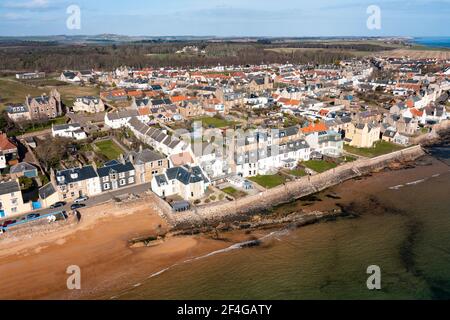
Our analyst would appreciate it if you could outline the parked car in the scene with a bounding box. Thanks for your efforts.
[2,220,16,227]
[27,213,41,220]
[50,201,67,209]
[73,196,89,204]
[71,203,86,210]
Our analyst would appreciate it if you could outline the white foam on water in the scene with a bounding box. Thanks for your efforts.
[406,179,426,185]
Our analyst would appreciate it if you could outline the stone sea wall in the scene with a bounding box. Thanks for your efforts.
[161,145,426,228]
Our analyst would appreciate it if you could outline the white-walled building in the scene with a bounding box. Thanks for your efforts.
[52,123,87,140]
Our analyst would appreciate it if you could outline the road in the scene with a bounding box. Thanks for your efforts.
[1,182,153,226]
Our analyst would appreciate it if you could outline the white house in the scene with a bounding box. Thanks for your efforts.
[105,109,139,129]
[235,139,311,178]
[151,165,210,200]
[127,117,188,156]
[52,123,87,140]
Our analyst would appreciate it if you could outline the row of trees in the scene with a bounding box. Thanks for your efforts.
[0,42,357,72]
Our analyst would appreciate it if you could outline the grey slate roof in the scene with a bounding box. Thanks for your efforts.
[0,180,20,195]
[56,165,98,185]
[9,162,37,174]
[39,182,57,199]
[97,161,135,177]
[166,165,208,185]
[126,149,166,164]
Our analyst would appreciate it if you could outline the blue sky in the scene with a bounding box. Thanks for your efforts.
[0,0,449,37]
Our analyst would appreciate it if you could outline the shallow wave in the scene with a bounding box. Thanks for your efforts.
[111,229,291,299]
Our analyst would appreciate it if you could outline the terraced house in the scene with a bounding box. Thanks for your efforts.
[126,148,169,184]
[97,160,136,192]
[54,165,101,201]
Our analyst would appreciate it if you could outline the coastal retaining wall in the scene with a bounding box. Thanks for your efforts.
[164,145,425,228]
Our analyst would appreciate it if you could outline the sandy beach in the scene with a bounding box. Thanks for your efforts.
[0,197,251,300]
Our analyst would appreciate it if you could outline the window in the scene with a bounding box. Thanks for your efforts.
[120,179,126,186]
[129,177,135,184]
[102,176,109,182]
[158,160,163,166]
[104,183,110,190]
[11,207,17,213]
[119,172,126,179]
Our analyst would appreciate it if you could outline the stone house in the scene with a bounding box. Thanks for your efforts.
[25,89,62,120]
[125,148,169,184]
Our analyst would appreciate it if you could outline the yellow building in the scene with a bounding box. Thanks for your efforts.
[345,122,381,148]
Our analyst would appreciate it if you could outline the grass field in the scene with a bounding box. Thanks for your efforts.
[302,160,338,173]
[344,141,404,158]
[0,77,100,110]
[248,174,286,189]
[94,140,123,160]
[0,78,43,109]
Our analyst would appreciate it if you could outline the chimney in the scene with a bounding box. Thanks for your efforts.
[119,154,125,164]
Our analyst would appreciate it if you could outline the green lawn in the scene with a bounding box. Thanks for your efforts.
[222,187,247,199]
[302,160,338,173]
[195,116,235,128]
[249,174,286,189]
[95,140,123,160]
[344,141,404,158]
[289,169,307,177]
[342,155,357,163]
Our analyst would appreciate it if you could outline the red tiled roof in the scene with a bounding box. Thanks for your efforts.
[0,133,17,151]
[301,122,328,134]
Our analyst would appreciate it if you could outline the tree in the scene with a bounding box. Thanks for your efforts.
[35,137,70,172]
[19,176,35,191]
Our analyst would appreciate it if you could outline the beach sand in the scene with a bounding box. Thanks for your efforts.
[0,198,246,300]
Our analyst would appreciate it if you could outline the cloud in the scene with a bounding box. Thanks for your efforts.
[1,12,28,20]
[3,0,50,9]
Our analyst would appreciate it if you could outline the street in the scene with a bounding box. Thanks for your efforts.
[1,182,153,226]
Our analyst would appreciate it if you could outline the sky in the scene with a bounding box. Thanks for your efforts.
[0,0,449,37]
